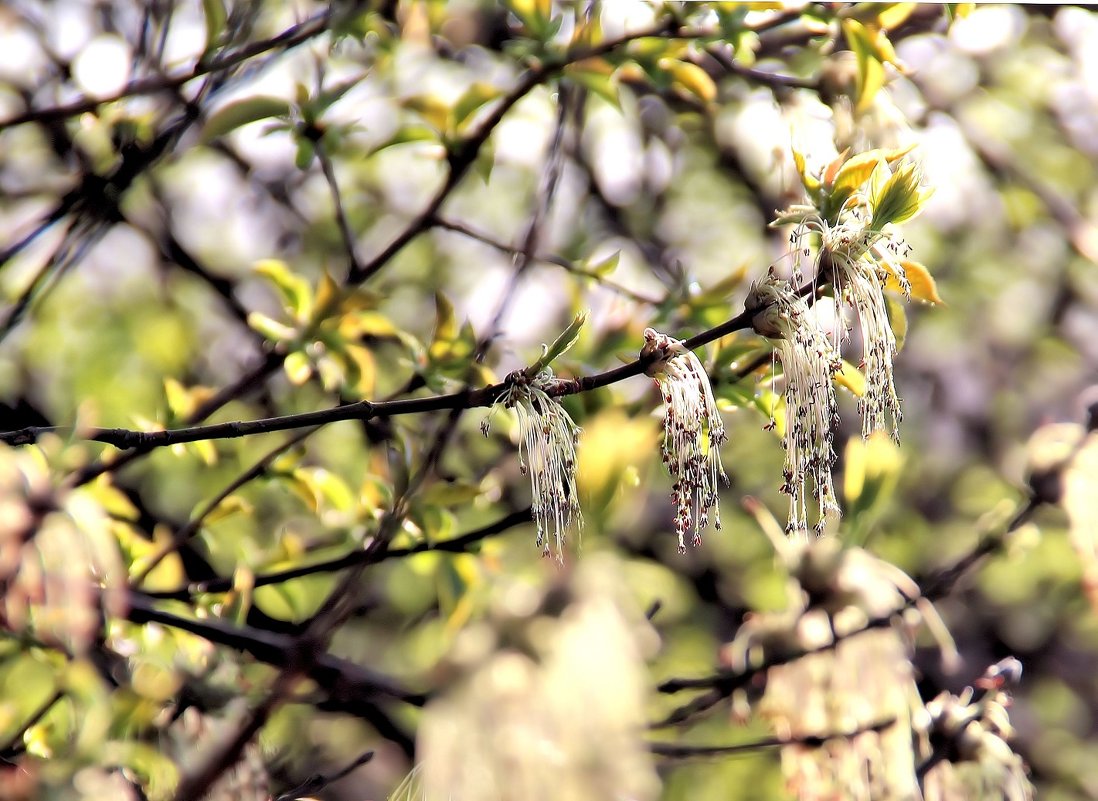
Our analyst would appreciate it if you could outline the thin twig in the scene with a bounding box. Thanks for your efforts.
[649,717,896,759]
[1,282,789,450]
[650,496,1041,728]
[129,428,316,589]
[0,11,333,130]
[144,507,532,600]
[433,216,662,304]
[274,750,376,801]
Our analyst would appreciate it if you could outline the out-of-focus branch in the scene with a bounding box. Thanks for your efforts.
[651,495,1041,728]
[433,216,662,304]
[648,717,896,759]
[0,11,333,130]
[124,592,425,707]
[144,507,533,600]
[274,750,376,801]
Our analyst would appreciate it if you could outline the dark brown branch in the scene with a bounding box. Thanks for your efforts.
[648,718,896,759]
[144,507,532,600]
[1,286,778,449]
[274,750,376,801]
[124,592,425,707]
[0,11,333,130]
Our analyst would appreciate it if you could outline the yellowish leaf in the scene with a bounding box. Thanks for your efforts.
[887,260,944,304]
[832,150,884,195]
[284,350,313,385]
[877,3,916,30]
[835,360,866,397]
[661,59,717,104]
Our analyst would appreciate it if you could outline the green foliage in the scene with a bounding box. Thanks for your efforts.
[0,2,1092,801]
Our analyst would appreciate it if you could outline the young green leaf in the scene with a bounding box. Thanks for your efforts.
[525,312,587,377]
[200,96,290,143]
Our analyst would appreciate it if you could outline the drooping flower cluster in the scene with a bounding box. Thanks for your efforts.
[641,328,728,552]
[489,370,582,560]
[747,274,843,536]
[774,149,933,442]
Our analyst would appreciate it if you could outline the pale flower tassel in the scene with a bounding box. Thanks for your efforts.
[747,274,842,536]
[641,328,729,552]
[488,370,582,560]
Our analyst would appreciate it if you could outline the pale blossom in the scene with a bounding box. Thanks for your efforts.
[641,328,728,552]
[490,370,582,560]
[747,274,842,535]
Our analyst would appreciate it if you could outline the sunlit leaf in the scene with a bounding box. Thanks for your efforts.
[876,3,916,30]
[831,150,883,195]
[526,312,586,376]
[284,350,313,385]
[835,360,866,397]
[201,0,226,54]
[249,307,298,342]
[660,59,717,104]
[403,95,451,133]
[254,573,334,622]
[884,260,944,304]
[452,83,504,133]
[200,96,290,143]
[842,19,887,113]
[370,125,441,156]
[584,250,621,277]
[203,494,254,526]
[254,259,312,320]
[886,294,908,351]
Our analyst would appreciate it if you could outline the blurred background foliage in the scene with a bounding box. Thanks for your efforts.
[1,1,1097,800]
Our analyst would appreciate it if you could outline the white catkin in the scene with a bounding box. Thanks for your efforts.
[642,328,728,552]
[493,372,582,560]
[748,276,842,536]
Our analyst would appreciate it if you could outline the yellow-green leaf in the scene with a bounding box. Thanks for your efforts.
[584,250,621,277]
[886,295,907,351]
[254,259,312,320]
[527,312,586,376]
[660,59,717,104]
[842,19,887,113]
[201,0,227,54]
[870,162,928,227]
[832,150,884,196]
[284,350,312,385]
[835,360,866,397]
[200,96,290,143]
[402,95,451,133]
[452,82,504,133]
[792,147,821,193]
[203,494,254,526]
[885,260,943,304]
[877,3,916,30]
[433,293,458,344]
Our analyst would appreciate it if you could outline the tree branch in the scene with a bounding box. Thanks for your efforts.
[124,592,425,707]
[648,717,896,759]
[144,507,533,600]
[0,11,333,130]
[2,284,782,449]
[650,496,1040,728]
